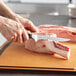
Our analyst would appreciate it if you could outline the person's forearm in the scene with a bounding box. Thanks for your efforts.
[0,0,16,19]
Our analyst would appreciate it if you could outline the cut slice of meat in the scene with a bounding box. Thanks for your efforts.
[25,32,70,59]
[25,39,70,59]
[38,25,76,42]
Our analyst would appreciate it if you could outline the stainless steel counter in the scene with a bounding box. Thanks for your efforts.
[0,2,73,28]
[6,2,69,15]
[5,2,76,27]
[19,14,76,27]
[28,14,69,26]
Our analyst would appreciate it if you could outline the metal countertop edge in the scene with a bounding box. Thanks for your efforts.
[0,66,76,71]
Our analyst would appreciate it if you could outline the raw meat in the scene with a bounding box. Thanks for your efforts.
[25,31,70,59]
[38,25,76,42]
[25,39,70,59]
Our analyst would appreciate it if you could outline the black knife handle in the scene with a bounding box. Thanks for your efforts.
[28,34,32,38]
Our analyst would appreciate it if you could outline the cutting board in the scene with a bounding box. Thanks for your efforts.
[0,42,76,72]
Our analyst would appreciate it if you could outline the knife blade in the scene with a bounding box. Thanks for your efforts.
[28,34,70,42]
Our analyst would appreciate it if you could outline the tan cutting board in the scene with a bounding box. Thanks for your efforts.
[0,42,76,72]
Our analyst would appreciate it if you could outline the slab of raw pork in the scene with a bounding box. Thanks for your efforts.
[25,32,70,60]
[38,25,76,42]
